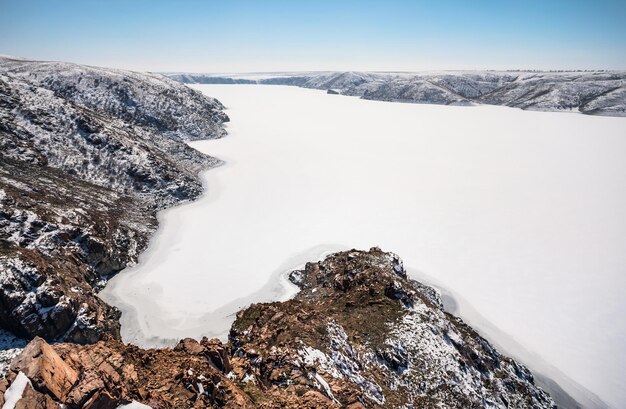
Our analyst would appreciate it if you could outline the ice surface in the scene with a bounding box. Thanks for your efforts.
[100,85,626,408]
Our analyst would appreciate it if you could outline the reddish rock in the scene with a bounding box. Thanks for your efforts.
[4,337,255,409]
[82,390,117,409]
[174,338,205,355]
[0,378,7,406]
[14,384,60,409]
[10,337,78,401]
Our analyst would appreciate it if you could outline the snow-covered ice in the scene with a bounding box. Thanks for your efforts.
[100,84,626,408]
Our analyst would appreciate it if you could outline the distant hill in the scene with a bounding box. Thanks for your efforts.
[168,70,626,116]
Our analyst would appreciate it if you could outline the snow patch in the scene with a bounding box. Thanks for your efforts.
[2,372,31,409]
[116,402,152,409]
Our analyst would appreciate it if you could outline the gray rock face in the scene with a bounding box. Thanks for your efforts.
[170,70,626,116]
[0,57,228,343]
[0,57,229,208]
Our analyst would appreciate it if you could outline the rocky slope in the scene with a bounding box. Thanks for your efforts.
[169,70,626,116]
[0,249,555,408]
[0,57,229,343]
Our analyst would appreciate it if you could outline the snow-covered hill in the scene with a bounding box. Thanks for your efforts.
[0,57,228,343]
[169,70,626,116]
[1,57,229,207]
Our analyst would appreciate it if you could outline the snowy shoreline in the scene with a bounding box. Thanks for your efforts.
[99,161,334,347]
[409,269,607,409]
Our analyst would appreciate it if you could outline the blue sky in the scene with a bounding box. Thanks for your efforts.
[1,0,625,72]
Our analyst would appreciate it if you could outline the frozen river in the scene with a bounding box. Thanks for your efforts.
[101,84,626,408]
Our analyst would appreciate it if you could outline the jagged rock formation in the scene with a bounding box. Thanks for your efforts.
[0,249,555,408]
[1,336,253,409]
[0,57,229,343]
[169,70,626,116]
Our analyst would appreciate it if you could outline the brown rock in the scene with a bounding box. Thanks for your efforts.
[10,337,78,401]
[65,372,105,407]
[175,338,205,355]
[14,383,61,409]
[0,378,8,406]
[201,338,232,373]
[174,337,232,373]
[82,390,118,409]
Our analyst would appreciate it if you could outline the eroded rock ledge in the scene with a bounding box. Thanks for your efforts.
[1,249,555,408]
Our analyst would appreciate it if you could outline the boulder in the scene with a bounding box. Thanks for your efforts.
[10,337,77,401]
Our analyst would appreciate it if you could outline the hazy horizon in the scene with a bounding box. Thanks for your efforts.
[1,54,624,75]
[1,0,625,73]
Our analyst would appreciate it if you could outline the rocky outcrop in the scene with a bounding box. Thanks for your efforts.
[0,57,228,343]
[229,248,555,408]
[1,249,555,408]
[0,158,150,343]
[10,337,78,401]
[2,336,253,409]
[170,70,626,116]
[0,57,228,208]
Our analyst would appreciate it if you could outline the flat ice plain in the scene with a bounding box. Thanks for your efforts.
[101,84,626,408]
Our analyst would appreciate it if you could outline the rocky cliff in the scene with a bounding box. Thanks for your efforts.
[0,249,555,408]
[169,70,626,116]
[0,57,229,343]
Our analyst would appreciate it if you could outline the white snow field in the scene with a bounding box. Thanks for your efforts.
[100,85,626,408]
